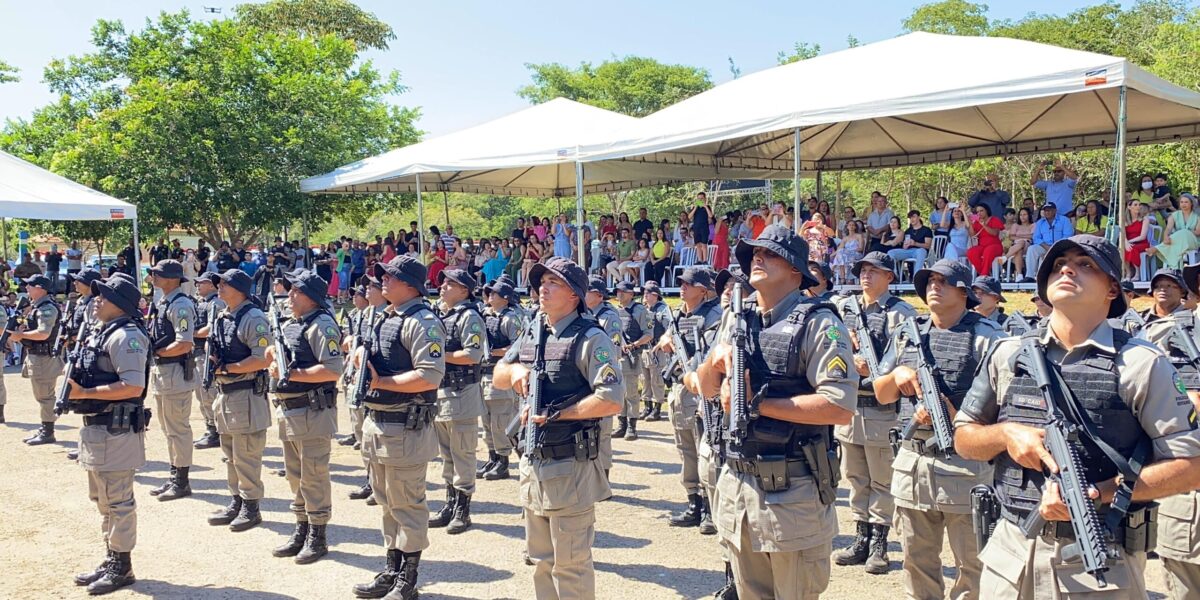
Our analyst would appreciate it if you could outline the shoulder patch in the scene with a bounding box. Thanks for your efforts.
[429,342,442,358]
[469,322,481,333]
[826,356,848,380]
[257,337,269,347]
[255,323,267,334]
[325,325,339,337]
[467,334,481,348]
[594,347,611,364]
[427,327,442,341]
[327,339,340,355]
[1175,372,1188,395]
[825,328,842,342]
[599,364,619,385]
[128,338,143,352]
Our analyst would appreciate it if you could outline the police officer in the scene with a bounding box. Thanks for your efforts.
[584,276,622,478]
[267,269,344,564]
[13,274,64,445]
[62,275,150,595]
[832,252,917,574]
[192,273,226,449]
[478,277,522,481]
[348,277,387,503]
[145,259,198,501]
[493,256,623,600]
[613,280,652,441]
[696,224,857,599]
[807,261,837,301]
[1139,269,1200,391]
[872,259,1001,598]
[971,275,1009,329]
[1110,279,1145,335]
[206,269,272,533]
[429,268,485,535]
[352,256,445,600]
[657,266,723,532]
[340,282,371,446]
[955,235,1200,599]
[62,268,103,460]
[639,281,670,423]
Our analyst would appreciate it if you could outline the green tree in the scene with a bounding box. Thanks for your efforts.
[234,0,395,50]
[0,59,17,83]
[777,41,821,65]
[517,56,712,118]
[902,0,990,36]
[2,10,419,247]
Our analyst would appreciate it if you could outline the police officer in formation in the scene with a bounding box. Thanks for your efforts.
[429,268,485,535]
[192,273,225,449]
[970,275,1009,328]
[60,268,102,460]
[613,280,652,441]
[832,252,916,574]
[478,275,522,481]
[956,235,1200,599]
[698,224,856,599]
[14,273,64,445]
[144,260,199,501]
[807,261,836,301]
[639,281,670,422]
[584,275,622,477]
[347,277,388,503]
[493,256,623,600]
[267,269,345,564]
[206,269,273,533]
[873,259,1001,599]
[57,274,151,596]
[353,255,444,600]
[657,266,722,532]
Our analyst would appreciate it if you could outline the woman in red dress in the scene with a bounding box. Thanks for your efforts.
[1123,200,1153,275]
[426,240,448,286]
[712,213,731,270]
[967,204,1005,277]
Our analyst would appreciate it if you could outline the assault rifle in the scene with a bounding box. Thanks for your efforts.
[840,294,881,379]
[1006,311,1034,336]
[1168,316,1200,371]
[0,298,27,349]
[891,318,956,457]
[51,297,77,357]
[53,337,83,416]
[522,313,549,454]
[347,306,376,408]
[200,303,217,390]
[267,295,291,390]
[726,283,752,445]
[1013,340,1118,588]
[660,320,694,385]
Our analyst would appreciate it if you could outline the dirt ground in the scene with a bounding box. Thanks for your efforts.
[0,371,1174,599]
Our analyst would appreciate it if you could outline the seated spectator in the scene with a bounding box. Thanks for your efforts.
[1133,174,1155,206]
[930,196,951,238]
[887,210,933,271]
[837,206,858,239]
[1002,208,1035,278]
[967,204,1005,277]
[622,238,651,282]
[606,230,635,281]
[944,207,971,263]
[880,216,904,253]
[831,220,865,282]
[1123,200,1153,277]
[505,240,524,280]
[1147,192,1200,269]
[1074,200,1108,236]
[649,229,671,283]
[866,195,895,253]
[521,239,543,283]
[801,212,835,264]
[1022,203,1073,281]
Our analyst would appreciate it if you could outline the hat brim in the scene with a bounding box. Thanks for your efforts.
[1036,239,1126,319]
[735,239,820,290]
[851,257,894,279]
[436,270,475,296]
[972,285,1006,303]
[1151,272,1189,296]
[1184,264,1200,297]
[528,263,586,311]
[213,272,253,297]
[374,262,426,295]
[283,272,331,309]
[914,267,980,309]
[90,280,138,317]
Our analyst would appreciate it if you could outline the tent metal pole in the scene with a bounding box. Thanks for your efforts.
[416,174,425,266]
[1116,86,1128,250]
[132,218,141,281]
[575,161,586,266]
[816,170,823,204]
[2,218,6,262]
[793,127,802,234]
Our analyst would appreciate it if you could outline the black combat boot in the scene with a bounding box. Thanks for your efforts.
[427,487,455,528]
[295,524,328,564]
[383,551,421,600]
[157,466,192,501]
[865,524,891,575]
[446,490,472,535]
[650,402,663,421]
[350,481,373,500]
[25,422,56,445]
[353,549,401,598]
[149,466,176,497]
[625,418,639,441]
[338,434,357,446]
[833,520,871,566]
[229,498,262,532]
[669,493,703,527]
[638,402,653,419]
[74,550,114,586]
[67,449,79,461]
[208,496,242,526]
[613,416,629,438]
[484,453,510,480]
[698,495,717,535]
[272,521,309,557]
[476,451,497,477]
[713,561,738,599]
[194,424,219,449]
[86,551,134,595]
[0,404,5,423]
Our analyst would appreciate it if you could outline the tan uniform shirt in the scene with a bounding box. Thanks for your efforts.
[364,297,446,414]
[833,291,917,446]
[436,301,485,421]
[79,319,151,473]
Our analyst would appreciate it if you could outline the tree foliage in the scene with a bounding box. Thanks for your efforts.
[517,56,712,118]
[902,0,990,36]
[235,0,396,51]
[0,59,17,84]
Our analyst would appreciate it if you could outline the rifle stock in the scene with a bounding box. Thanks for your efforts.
[727,283,751,445]
[267,295,291,390]
[895,319,956,457]
[53,338,82,416]
[841,294,881,379]
[523,313,549,454]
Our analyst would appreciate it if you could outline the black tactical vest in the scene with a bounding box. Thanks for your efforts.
[213,303,258,365]
[618,301,645,342]
[485,305,516,350]
[675,298,721,357]
[71,295,94,337]
[897,313,982,424]
[24,297,60,354]
[728,297,836,461]
[995,329,1149,517]
[1158,311,1200,389]
[149,292,194,351]
[441,303,483,384]
[274,310,332,394]
[366,303,437,406]
[72,317,150,414]
[648,301,668,340]
[862,295,901,358]
[518,314,601,447]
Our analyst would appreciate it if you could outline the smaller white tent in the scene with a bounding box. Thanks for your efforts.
[0,150,137,221]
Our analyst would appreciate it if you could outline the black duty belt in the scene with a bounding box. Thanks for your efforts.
[218,379,257,393]
[154,354,188,366]
[365,406,434,426]
[858,394,898,410]
[527,425,601,462]
[25,345,53,356]
[273,396,311,410]
[194,339,208,352]
[1000,505,1157,548]
[728,457,811,478]
[900,438,933,456]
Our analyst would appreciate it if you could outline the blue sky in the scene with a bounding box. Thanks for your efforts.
[1,0,1098,137]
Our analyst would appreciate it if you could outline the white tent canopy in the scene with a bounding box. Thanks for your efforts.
[301,98,728,197]
[0,150,137,221]
[579,32,1200,173]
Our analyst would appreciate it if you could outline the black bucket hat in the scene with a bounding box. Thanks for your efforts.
[212,268,254,297]
[1036,234,1126,319]
[971,275,1006,303]
[677,266,715,291]
[67,268,102,287]
[586,275,609,298]
[614,280,638,294]
[1151,268,1188,296]
[284,268,331,309]
[715,266,752,296]
[808,261,834,285]
[1182,263,1200,297]
[90,277,142,317]
[914,259,979,309]
[437,268,477,297]
[149,259,184,280]
[374,255,428,295]
[852,251,895,278]
[734,224,820,289]
[485,278,518,304]
[23,274,52,290]
[642,281,661,298]
[528,257,588,311]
